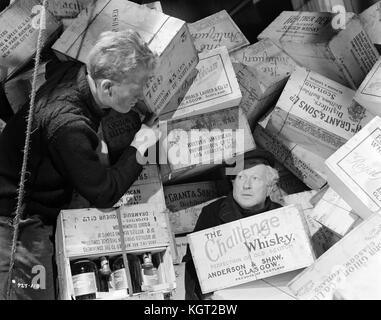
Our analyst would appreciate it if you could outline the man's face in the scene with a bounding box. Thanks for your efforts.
[232,164,269,210]
[96,68,150,113]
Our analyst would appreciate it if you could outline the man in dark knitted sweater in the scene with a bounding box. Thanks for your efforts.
[0,30,159,300]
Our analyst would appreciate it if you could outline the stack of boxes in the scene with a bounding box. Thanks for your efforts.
[2,0,381,300]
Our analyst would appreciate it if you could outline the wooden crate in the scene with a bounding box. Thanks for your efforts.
[325,116,381,219]
[258,11,379,89]
[254,125,327,190]
[266,66,374,159]
[187,204,315,294]
[288,214,381,300]
[188,10,249,54]
[230,39,297,126]
[52,0,198,118]
[159,106,256,183]
[0,0,61,82]
[354,57,381,117]
[55,204,176,300]
[163,46,242,120]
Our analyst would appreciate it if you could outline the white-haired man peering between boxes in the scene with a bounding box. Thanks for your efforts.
[183,149,282,300]
[0,30,160,300]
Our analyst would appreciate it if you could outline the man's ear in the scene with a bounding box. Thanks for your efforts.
[99,79,113,97]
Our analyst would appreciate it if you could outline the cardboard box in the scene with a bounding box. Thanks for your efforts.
[159,106,256,183]
[46,0,94,18]
[288,214,381,300]
[282,191,341,258]
[0,0,61,82]
[168,198,222,236]
[266,66,374,159]
[354,57,381,117]
[188,10,249,54]
[164,47,242,120]
[359,1,381,52]
[55,204,176,300]
[230,39,297,126]
[164,181,217,212]
[115,165,166,208]
[4,62,47,113]
[311,187,362,237]
[212,270,300,300]
[187,204,315,294]
[254,125,327,190]
[258,11,379,89]
[325,116,381,219]
[52,0,199,117]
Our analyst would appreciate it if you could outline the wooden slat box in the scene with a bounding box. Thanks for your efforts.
[258,11,379,89]
[354,57,381,117]
[325,116,381,219]
[230,39,298,126]
[51,0,198,118]
[254,125,327,190]
[164,46,242,120]
[56,204,176,300]
[159,106,256,183]
[266,66,374,159]
[0,0,61,82]
[311,187,362,237]
[288,214,381,300]
[187,204,315,294]
[188,10,249,54]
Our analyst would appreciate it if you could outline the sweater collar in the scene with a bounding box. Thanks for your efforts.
[219,192,276,223]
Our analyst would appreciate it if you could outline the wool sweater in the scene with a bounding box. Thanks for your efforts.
[0,61,143,225]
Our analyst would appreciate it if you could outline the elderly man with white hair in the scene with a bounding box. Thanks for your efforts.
[183,149,282,300]
[0,30,159,300]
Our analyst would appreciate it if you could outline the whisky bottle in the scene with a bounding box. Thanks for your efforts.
[70,259,99,300]
[141,252,159,289]
[98,256,112,292]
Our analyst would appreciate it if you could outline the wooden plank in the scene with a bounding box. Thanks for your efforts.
[187,205,315,294]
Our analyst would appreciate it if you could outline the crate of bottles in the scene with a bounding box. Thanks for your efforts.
[55,204,176,300]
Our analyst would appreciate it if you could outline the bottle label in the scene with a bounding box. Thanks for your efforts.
[142,269,159,287]
[113,268,129,290]
[72,272,97,297]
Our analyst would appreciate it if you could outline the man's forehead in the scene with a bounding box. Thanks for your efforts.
[238,164,267,177]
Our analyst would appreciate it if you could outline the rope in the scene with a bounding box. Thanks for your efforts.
[6,0,48,300]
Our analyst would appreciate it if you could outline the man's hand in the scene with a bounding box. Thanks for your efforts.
[130,118,161,158]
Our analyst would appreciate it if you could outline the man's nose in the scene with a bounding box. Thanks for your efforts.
[243,178,251,189]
